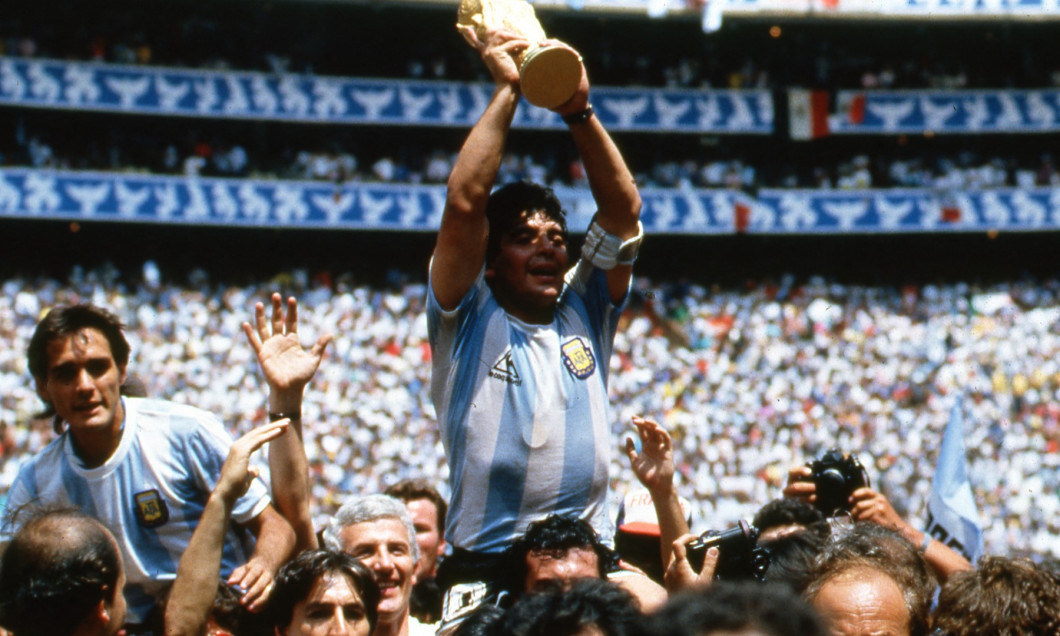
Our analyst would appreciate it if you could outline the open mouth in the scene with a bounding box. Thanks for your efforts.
[529,263,560,277]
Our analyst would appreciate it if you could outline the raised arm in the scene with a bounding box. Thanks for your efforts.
[549,50,642,302]
[625,416,690,575]
[432,28,527,310]
[166,421,289,636]
[243,293,331,553]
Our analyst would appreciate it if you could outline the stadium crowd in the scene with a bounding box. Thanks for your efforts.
[1,263,1059,559]
[11,121,1060,192]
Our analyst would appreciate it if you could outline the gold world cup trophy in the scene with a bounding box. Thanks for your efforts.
[457,0,583,109]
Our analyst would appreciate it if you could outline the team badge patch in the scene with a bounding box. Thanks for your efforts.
[134,489,169,528]
[561,337,596,379]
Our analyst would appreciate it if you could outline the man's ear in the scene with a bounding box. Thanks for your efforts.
[93,598,110,626]
[118,365,128,387]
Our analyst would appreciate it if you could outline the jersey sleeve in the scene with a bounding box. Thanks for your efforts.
[185,416,270,524]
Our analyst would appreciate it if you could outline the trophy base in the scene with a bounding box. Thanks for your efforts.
[520,45,582,109]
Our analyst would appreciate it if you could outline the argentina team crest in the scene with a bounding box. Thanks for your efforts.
[134,489,170,528]
[561,337,596,379]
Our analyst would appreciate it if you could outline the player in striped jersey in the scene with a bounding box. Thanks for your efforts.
[2,303,298,628]
[429,26,645,631]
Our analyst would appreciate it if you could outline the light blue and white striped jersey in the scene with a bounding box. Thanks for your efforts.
[428,260,624,554]
[1,398,270,622]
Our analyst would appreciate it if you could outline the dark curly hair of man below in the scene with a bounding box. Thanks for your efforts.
[932,555,1060,636]
[503,578,641,636]
[636,580,828,636]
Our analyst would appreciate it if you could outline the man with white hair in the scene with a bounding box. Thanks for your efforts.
[324,494,434,636]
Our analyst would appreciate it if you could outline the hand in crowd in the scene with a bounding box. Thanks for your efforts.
[216,419,290,507]
[664,534,717,592]
[243,293,332,396]
[782,465,816,507]
[223,420,292,612]
[849,486,908,531]
[626,416,675,495]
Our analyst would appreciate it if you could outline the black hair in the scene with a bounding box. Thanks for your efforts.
[484,181,568,265]
[759,529,826,593]
[0,510,122,636]
[636,581,828,636]
[753,498,826,535]
[27,304,131,425]
[504,579,641,636]
[451,604,506,636]
[268,549,380,634]
[511,514,618,585]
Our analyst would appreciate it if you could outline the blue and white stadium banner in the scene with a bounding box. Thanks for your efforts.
[5,168,1060,234]
[0,57,772,134]
[826,89,1060,135]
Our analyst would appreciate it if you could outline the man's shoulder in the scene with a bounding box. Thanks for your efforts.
[126,397,222,430]
[13,433,68,474]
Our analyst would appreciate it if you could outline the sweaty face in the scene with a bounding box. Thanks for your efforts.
[486,210,569,325]
[285,573,371,636]
[338,519,416,628]
[405,499,445,580]
[36,328,126,465]
[812,567,911,636]
[523,546,601,592]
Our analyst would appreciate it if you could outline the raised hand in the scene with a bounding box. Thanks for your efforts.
[243,293,331,394]
[461,26,527,89]
[625,416,674,495]
[215,419,289,506]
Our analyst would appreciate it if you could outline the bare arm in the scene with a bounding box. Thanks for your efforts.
[432,28,526,310]
[230,505,296,610]
[625,416,690,575]
[166,421,289,636]
[243,293,330,553]
[550,50,642,302]
[849,487,973,581]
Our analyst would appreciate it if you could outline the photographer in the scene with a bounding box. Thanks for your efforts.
[783,462,971,582]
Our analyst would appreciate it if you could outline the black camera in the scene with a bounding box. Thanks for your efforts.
[806,449,869,517]
[685,520,770,581]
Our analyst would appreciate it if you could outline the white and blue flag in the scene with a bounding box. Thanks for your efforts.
[925,394,984,562]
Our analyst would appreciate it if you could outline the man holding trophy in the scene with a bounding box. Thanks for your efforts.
[427,0,654,631]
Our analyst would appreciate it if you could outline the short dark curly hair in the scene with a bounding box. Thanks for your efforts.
[511,514,618,585]
[933,556,1060,635]
[484,181,568,265]
[636,581,827,636]
[505,578,641,636]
